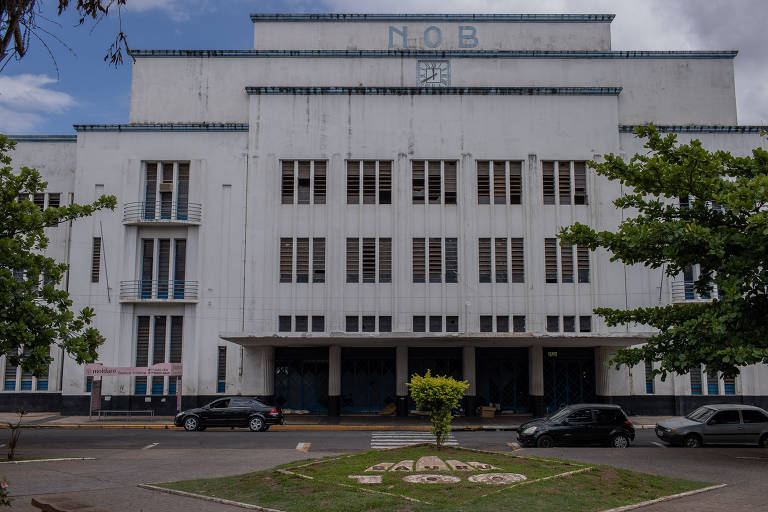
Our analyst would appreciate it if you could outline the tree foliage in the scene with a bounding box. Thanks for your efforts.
[407,370,468,449]
[560,125,768,378]
[1,0,128,71]
[0,134,116,376]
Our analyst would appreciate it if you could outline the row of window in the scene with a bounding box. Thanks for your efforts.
[134,315,183,395]
[279,237,590,284]
[3,352,49,391]
[643,361,736,396]
[17,192,61,210]
[280,159,588,205]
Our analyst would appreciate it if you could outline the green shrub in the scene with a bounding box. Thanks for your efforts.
[407,371,468,449]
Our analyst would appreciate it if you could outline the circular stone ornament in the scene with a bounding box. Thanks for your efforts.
[403,474,461,484]
[467,473,527,484]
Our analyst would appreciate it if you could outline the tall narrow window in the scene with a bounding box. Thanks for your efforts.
[477,161,490,204]
[3,357,17,391]
[509,161,522,205]
[346,238,359,283]
[574,161,588,205]
[723,376,736,395]
[379,238,392,283]
[347,161,360,204]
[645,361,654,394]
[690,365,702,395]
[135,316,150,394]
[160,163,174,219]
[151,316,166,394]
[156,239,170,299]
[428,161,441,204]
[217,347,226,393]
[313,238,325,283]
[495,238,508,283]
[177,163,190,219]
[19,350,32,390]
[445,238,458,283]
[412,238,425,283]
[444,161,457,205]
[512,315,526,332]
[313,161,326,204]
[510,238,524,283]
[145,163,157,219]
[141,239,154,298]
[412,161,425,204]
[281,161,294,205]
[169,316,183,394]
[542,161,555,204]
[561,242,574,283]
[493,161,506,204]
[295,238,310,283]
[478,238,492,283]
[297,161,311,204]
[91,237,101,283]
[379,161,392,204]
[362,238,376,283]
[706,370,720,395]
[33,193,45,210]
[429,238,442,283]
[577,246,590,283]
[174,239,186,298]
[47,193,61,208]
[545,238,558,283]
[579,316,592,332]
[363,161,376,204]
[279,238,293,283]
[558,161,571,205]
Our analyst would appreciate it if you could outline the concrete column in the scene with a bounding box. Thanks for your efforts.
[462,346,476,416]
[328,345,341,416]
[396,345,408,416]
[528,346,544,416]
[595,346,625,398]
[241,346,274,402]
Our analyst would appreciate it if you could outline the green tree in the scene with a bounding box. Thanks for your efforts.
[560,125,768,378]
[407,370,468,449]
[0,134,116,376]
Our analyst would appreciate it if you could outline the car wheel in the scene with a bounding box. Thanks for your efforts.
[248,416,265,432]
[183,416,199,432]
[536,435,555,448]
[611,433,630,448]
[683,434,702,448]
[759,434,768,448]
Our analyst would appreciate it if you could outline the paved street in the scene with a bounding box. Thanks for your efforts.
[2,429,766,511]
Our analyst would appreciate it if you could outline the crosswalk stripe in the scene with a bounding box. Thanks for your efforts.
[370,431,459,449]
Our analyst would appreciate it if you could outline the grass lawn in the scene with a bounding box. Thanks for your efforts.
[157,445,710,512]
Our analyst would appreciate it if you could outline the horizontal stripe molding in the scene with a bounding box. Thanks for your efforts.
[249,13,616,23]
[246,86,622,96]
[620,125,768,134]
[7,135,77,142]
[73,124,249,132]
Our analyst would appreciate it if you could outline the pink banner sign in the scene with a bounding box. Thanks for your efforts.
[85,363,183,377]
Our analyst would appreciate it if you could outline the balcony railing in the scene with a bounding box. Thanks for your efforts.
[120,280,199,302]
[671,280,717,303]
[123,201,202,224]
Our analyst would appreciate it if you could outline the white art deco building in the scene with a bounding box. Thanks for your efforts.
[3,13,768,416]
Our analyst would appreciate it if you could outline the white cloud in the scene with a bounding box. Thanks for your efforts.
[123,0,216,22]
[0,74,75,132]
[0,105,45,133]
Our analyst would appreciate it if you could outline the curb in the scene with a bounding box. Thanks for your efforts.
[138,484,285,511]
[0,423,656,431]
[598,483,727,512]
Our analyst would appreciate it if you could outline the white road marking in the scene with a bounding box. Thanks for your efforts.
[370,431,459,449]
[142,442,159,450]
[735,456,768,460]
[652,442,667,448]
[296,442,311,452]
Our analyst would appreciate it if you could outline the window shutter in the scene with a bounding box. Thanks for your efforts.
[279,238,293,283]
[378,161,392,204]
[33,193,45,210]
[295,238,310,283]
[690,365,703,395]
[478,238,492,283]
[429,238,442,283]
[312,238,325,283]
[561,242,574,283]
[362,238,376,283]
[297,161,311,204]
[379,238,392,283]
[542,161,555,205]
[412,161,425,204]
[445,238,458,283]
[428,161,442,204]
[347,161,360,204]
[477,161,490,205]
[135,316,150,394]
[558,161,571,205]
[493,161,506,204]
[170,316,183,363]
[346,238,359,283]
[494,238,508,283]
[545,238,558,283]
[313,161,326,204]
[281,161,294,204]
[508,161,522,205]
[444,161,457,204]
[157,239,171,298]
[510,238,524,283]
[47,193,61,208]
[363,161,377,204]
[577,246,590,283]
[412,238,426,283]
[574,161,587,205]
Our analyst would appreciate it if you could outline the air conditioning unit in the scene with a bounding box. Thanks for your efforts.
[158,183,173,193]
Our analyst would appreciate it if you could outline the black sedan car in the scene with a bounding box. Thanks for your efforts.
[517,404,635,448]
[174,397,284,431]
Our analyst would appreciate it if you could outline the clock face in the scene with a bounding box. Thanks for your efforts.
[418,60,450,87]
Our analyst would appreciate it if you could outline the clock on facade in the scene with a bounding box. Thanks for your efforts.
[418,60,450,87]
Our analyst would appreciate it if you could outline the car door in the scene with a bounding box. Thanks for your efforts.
[703,410,742,444]
[561,408,595,445]
[593,408,619,443]
[227,398,252,426]
[202,399,230,426]
[740,410,768,444]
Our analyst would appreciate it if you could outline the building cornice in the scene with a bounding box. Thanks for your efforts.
[245,86,621,96]
[73,123,249,132]
[7,135,77,142]
[620,125,768,134]
[249,13,616,23]
[129,49,738,60]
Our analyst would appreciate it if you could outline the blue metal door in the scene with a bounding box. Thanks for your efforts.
[476,348,529,412]
[543,348,595,413]
[274,347,328,413]
[340,348,396,413]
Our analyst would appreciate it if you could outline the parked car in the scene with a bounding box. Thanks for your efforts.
[174,397,284,431]
[517,404,635,448]
[655,404,768,448]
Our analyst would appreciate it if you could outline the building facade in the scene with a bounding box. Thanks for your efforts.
[3,13,768,416]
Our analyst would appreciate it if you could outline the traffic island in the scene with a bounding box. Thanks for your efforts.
[149,445,713,511]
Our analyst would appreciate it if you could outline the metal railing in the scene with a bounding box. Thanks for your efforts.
[120,280,199,301]
[123,201,202,223]
[670,280,717,303]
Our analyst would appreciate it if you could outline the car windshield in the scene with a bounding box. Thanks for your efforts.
[686,407,714,423]
[547,407,572,423]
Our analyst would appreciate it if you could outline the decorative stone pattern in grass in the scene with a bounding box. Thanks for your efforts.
[446,460,473,471]
[467,461,499,470]
[390,459,414,471]
[348,475,383,484]
[415,456,449,472]
[365,462,394,472]
[468,473,527,484]
[403,474,462,484]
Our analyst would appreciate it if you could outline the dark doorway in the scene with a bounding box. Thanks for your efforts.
[543,347,595,413]
[476,348,529,412]
[340,348,396,413]
[274,347,328,413]
[408,347,462,380]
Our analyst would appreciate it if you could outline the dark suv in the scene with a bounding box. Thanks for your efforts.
[517,404,635,448]
[174,397,284,431]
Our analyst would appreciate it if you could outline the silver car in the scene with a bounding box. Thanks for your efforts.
[655,404,768,448]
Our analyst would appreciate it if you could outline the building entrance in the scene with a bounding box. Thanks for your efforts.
[476,348,529,412]
[543,348,595,413]
[274,347,328,413]
[340,347,396,413]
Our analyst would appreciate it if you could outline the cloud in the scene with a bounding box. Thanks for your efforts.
[0,74,75,132]
[122,0,218,22]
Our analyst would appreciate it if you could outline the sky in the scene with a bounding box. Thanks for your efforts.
[1,0,767,134]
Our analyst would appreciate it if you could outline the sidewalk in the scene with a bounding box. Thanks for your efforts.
[0,412,672,430]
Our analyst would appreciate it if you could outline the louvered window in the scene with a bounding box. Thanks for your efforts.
[174,239,186,298]
[480,315,493,332]
[413,316,426,332]
[542,161,555,204]
[19,349,33,390]
[563,316,575,333]
[281,160,326,205]
[690,365,703,395]
[574,161,588,204]
[412,161,425,204]
[546,316,559,332]
[91,237,101,283]
[707,370,720,395]
[379,238,392,283]
[429,238,442,283]
[297,161,311,204]
[346,316,359,332]
[379,161,392,204]
[444,161,457,204]
[144,164,157,218]
[512,315,526,332]
[412,238,425,283]
[645,361,654,394]
[279,238,293,283]
[496,316,509,332]
[545,238,558,283]
[346,238,359,283]
[295,316,308,332]
[577,246,590,283]
[362,238,376,283]
[169,317,183,364]
[141,239,153,298]
[313,238,325,283]
[429,315,442,332]
[428,161,441,204]
[48,193,61,208]
[281,161,294,204]
[347,161,360,204]
[363,161,377,204]
[313,161,326,204]
[177,163,190,219]
[579,316,592,332]
[561,242,574,283]
[151,316,167,394]
[477,161,490,204]
[4,357,17,391]
[510,238,524,283]
[493,161,506,204]
[495,238,508,283]
[509,161,522,205]
[723,376,735,395]
[478,238,492,283]
[295,238,310,283]
[445,238,458,283]
[135,316,150,394]
[33,193,45,210]
[217,347,226,393]
[156,239,170,299]
[558,161,571,205]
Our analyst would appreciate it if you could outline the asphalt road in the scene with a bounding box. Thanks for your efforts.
[3,428,767,511]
